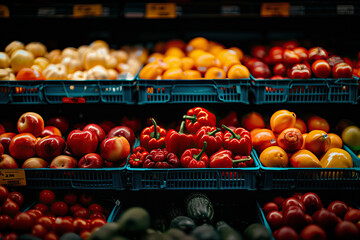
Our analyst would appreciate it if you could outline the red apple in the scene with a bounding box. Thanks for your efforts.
[308,47,328,63]
[73,123,87,131]
[11,212,35,232]
[90,218,106,231]
[88,204,103,213]
[273,63,287,77]
[41,126,62,138]
[0,154,18,169]
[73,218,90,233]
[294,47,308,62]
[327,55,345,68]
[288,63,311,79]
[32,224,48,239]
[70,204,83,215]
[332,62,353,78]
[282,40,299,50]
[74,207,90,219]
[250,61,271,78]
[53,218,74,235]
[64,193,77,205]
[0,133,16,154]
[22,157,49,168]
[43,232,59,240]
[9,133,37,161]
[46,117,69,135]
[251,45,267,59]
[83,124,105,144]
[100,137,130,163]
[36,135,66,161]
[1,199,20,217]
[0,185,9,204]
[67,130,98,157]
[34,203,49,214]
[17,112,44,137]
[98,121,116,134]
[50,155,77,169]
[283,49,301,67]
[79,194,93,206]
[268,46,284,65]
[78,153,103,168]
[107,126,135,149]
[311,60,331,78]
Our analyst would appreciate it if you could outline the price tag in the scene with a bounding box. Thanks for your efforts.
[73,4,102,17]
[261,2,290,17]
[0,5,10,18]
[62,97,86,103]
[146,3,176,19]
[337,5,354,15]
[0,169,26,186]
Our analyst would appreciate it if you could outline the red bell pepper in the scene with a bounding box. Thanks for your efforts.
[128,151,149,168]
[217,111,240,131]
[140,118,167,152]
[180,142,209,168]
[209,150,252,168]
[183,107,216,134]
[143,148,180,168]
[165,121,194,159]
[222,125,252,156]
[194,126,223,156]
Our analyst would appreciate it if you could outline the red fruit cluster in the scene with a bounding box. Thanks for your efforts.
[245,41,354,79]
[0,112,139,169]
[264,192,360,240]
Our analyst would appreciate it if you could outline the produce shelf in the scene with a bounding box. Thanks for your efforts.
[250,77,359,105]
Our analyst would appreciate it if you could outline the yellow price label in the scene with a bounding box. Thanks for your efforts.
[73,4,102,17]
[261,2,290,17]
[0,5,10,18]
[0,169,26,186]
[146,3,176,19]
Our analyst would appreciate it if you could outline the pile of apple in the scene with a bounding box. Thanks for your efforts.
[0,40,145,81]
[1,186,110,240]
[245,41,355,79]
[0,112,136,169]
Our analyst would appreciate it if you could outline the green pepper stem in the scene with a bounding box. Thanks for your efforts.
[150,118,160,139]
[179,121,185,134]
[194,141,207,161]
[232,156,252,164]
[222,124,241,140]
[183,115,197,123]
[207,128,221,136]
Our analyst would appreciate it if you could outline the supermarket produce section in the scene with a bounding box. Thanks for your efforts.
[1,1,360,240]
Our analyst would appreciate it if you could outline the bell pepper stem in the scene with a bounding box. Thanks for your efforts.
[222,124,241,140]
[183,115,197,123]
[179,121,186,134]
[150,118,160,139]
[207,128,222,136]
[232,156,252,164]
[193,141,207,161]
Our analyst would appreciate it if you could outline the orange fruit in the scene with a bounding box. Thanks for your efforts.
[301,133,308,149]
[295,118,307,134]
[227,64,250,79]
[277,128,303,152]
[186,37,209,52]
[165,39,186,51]
[289,149,321,168]
[217,49,238,63]
[259,146,289,167]
[328,133,343,149]
[251,128,278,153]
[305,130,331,158]
[270,110,296,134]
[222,58,241,72]
[320,148,353,168]
[148,53,164,63]
[195,53,218,73]
[163,56,182,69]
[139,63,163,80]
[307,116,330,133]
[229,47,244,61]
[184,70,202,79]
[181,57,195,71]
[208,42,225,56]
[241,112,266,131]
[165,47,185,58]
[162,68,185,80]
[188,49,207,60]
[16,68,45,80]
[204,67,226,79]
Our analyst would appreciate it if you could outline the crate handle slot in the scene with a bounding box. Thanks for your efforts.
[61,81,99,98]
[9,84,44,102]
[171,84,218,94]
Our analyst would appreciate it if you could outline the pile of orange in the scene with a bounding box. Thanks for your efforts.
[251,110,353,169]
[139,37,250,80]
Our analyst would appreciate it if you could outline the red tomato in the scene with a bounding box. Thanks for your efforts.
[50,201,69,217]
[1,199,20,217]
[39,190,56,205]
[89,212,106,220]
[0,215,12,230]
[90,218,106,230]
[328,201,349,219]
[344,209,360,224]
[34,203,49,213]
[273,226,300,240]
[88,204,104,213]
[0,185,9,204]
[266,211,283,230]
[7,192,24,207]
[311,60,331,78]
[26,209,43,222]
[36,216,54,231]
[283,205,306,230]
[64,193,78,205]
[273,196,285,210]
[282,197,305,212]
[32,224,48,238]
[44,232,59,240]
[63,216,74,223]
[300,192,323,215]
[70,204,83,215]
[300,224,326,240]
[73,218,90,233]
[53,218,75,236]
[74,207,90,219]
[11,212,35,232]
[263,202,279,215]
[335,221,360,239]
[79,193,93,206]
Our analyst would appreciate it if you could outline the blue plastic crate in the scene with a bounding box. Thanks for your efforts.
[256,201,275,240]
[44,80,100,104]
[107,199,122,222]
[136,78,251,104]
[0,81,10,104]
[126,150,259,190]
[251,77,359,104]
[99,80,135,104]
[254,148,360,190]
[24,168,127,190]
[8,81,45,104]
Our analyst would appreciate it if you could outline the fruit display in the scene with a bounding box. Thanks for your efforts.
[261,192,360,240]
[0,40,145,81]
[245,42,356,79]
[139,37,250,80]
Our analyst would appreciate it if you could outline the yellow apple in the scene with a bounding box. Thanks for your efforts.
[83,50,106,70]
[25,42,47,58]
[0,52,10,68]
[5,41,25,56]
[10,50,34,73]
[61,57,82,74]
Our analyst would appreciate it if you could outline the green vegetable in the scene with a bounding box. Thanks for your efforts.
[243,224,271,240]
[186,193,214,224]
[191,224,220,240]
[90,222,121,240]
[170,216,196,234]
[118,207,151,237]
[216,221,243,240]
